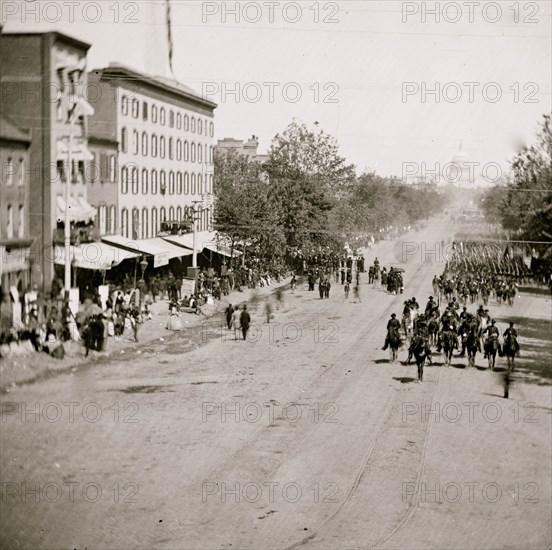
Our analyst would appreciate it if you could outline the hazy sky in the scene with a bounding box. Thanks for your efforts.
[3,0,551,179]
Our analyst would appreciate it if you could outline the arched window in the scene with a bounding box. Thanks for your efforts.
[169,110,174,128]
[132,98,139,118]
[109,155,116,182]
[152,104,158,123]
[191,142,196,163]
[133,130,139,154]
[160,206,166,222]
[151,207,158,236]
[121,165,129,194]
[151,169,158,194]
[169,171,175,194]
[204,144,208,164]
[198,118,203,135]
[184,115,189,131]
[160,107,166,125]
[141,168,148,194]
[160,136,166,159]
[198,144,202,163]
[142,208,149,238]
[131,166,139,194]
[109,205,117,234]
[176,139,182,161]
[121,95,128,116]
[184,172,189,194]
[169,206,175,220]
[176,113,182,129]
[197,173,203,195]
[99,204,106,234]
[191,173,196,194]
[191,117,196,133]
[209,145,213,163]
[209,121,214,137]
[121,208,129,238]
[132,208,139,240]
[121,127,127,153]
[176,172,182,194]
[160,170,166,195]
[141,132,148,156]
[168,137,173,160]
[151,134,158,157]
[176,206,182,220]
[184,141,189,162]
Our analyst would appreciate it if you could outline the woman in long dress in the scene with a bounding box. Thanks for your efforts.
[167,304,182,331]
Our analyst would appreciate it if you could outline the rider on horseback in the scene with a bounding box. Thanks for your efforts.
[407,314,431,364]
[483,319,500,358]
[382,313,401,350]
[503,322,520,356]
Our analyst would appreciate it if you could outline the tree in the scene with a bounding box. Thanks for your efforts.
[265,120,356,253]
[483,114,552,242]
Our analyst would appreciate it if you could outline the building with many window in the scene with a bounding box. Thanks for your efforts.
[88,64,217,242]
[0,30,97,292]
[0,114,32,329]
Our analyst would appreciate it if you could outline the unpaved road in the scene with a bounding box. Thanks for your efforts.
[1,215,550,550]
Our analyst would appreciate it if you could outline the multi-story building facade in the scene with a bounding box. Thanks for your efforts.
[88,64,217,242]
[87,136,119,236]
[0,31,96,292]
[0,115,32,329]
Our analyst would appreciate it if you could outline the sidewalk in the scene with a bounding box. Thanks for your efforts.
[0,276,293,392]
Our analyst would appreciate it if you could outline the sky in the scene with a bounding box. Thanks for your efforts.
[2,0,551,180]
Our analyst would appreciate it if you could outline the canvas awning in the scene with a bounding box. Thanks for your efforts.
[161,231,241,257]
[53,242,139,270]
[56,195,96,224]
[101,235,192,268]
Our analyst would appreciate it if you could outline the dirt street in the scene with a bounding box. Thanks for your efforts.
[1,215,550,550]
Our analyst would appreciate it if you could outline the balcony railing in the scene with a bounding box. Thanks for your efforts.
[53,226,100,245]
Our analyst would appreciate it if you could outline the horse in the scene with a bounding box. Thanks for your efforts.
[464,327,480,368]
[428,316,440,347]
[484,333,500,370]
[387,327,402,363]
[503,333,519,371]
[440,330,458,366]
[410,336,429,381]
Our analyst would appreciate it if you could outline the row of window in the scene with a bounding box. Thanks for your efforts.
[120,128,213,163]
[120,206,211,240]
[121,167,213,196]
[2,204,25,239]
[96,205,118,235]
[121,96,213,137]
[3,158,26,186]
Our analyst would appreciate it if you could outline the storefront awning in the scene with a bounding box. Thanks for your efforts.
[101,235,192,268]
[203,243,242,258]
[56,195,97,224]
[56,138,94,161]
[53,242,139,270]
[161,232,242,258]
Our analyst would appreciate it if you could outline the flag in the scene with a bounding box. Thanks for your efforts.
[166,0,175,78]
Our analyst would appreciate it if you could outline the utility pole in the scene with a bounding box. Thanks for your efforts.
[191,200,202,268]
[64,118,73,294]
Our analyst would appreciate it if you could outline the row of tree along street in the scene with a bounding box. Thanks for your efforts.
[214,120,447,265]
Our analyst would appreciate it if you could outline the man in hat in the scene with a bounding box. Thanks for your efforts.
[382,313,401,350]
[425,296,435,316]
[225,304,234,330]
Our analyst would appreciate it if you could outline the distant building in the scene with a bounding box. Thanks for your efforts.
[216,136,270,164]
[88,64,217,240]
[0,30,97,292]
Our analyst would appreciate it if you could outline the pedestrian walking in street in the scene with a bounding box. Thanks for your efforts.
[264,298,272,324]
[324,279,331,299]
[354,284,361,303]
[231,306,242,341]
[225,304,234,329]
[241,305,251,340]
[344,282,350,299]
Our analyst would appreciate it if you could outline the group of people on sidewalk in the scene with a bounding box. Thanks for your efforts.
[225,304,251,341]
